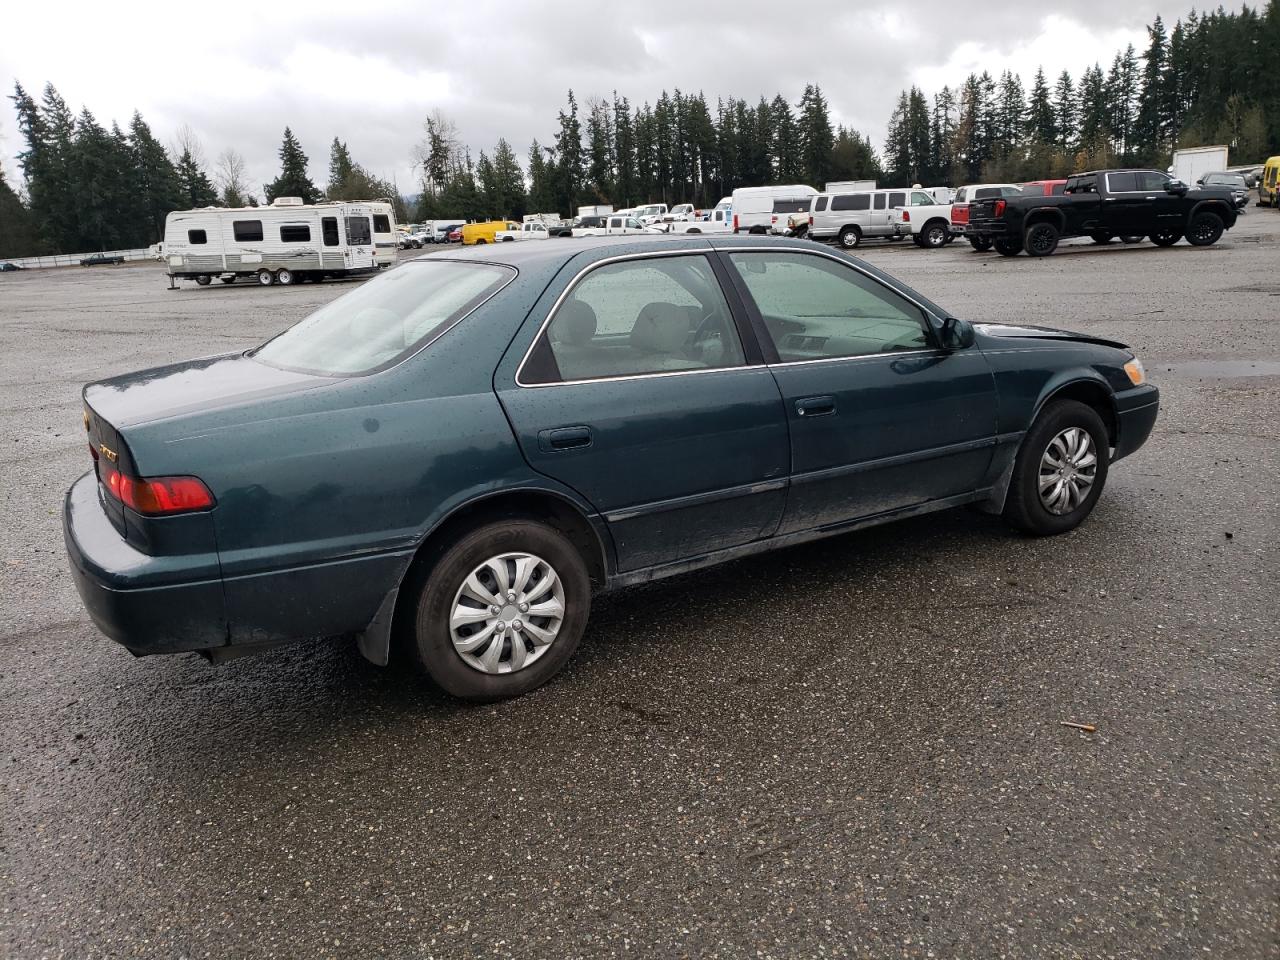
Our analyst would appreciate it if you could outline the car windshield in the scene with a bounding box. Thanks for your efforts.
[253,260,514,376]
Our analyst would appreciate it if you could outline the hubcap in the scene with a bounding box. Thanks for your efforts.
[449,552,565,674]
[1038,427,1098,515]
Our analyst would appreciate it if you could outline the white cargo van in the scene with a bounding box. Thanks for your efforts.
[807,188,910,248]
[731,184,818,234]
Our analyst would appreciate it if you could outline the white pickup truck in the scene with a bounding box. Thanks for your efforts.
[570,213,663,237]
[635,203,669,226]
[494,221,554,242]
[890,189,956,249]
[664,207,733,234]
[659,203,697,224]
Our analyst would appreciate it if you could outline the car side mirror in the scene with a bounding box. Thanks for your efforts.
[937,316,974,350]
[1166,179,1188,195]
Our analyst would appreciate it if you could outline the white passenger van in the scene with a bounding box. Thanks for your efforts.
[163,198,379,287]
[731,184,818,234]
[807,187,911,249]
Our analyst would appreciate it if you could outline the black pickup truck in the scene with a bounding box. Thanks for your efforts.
[966,169,1239,257]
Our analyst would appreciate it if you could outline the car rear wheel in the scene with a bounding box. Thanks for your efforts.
[409,520,590,701]
[1150,229,1182,247]
[838,225,862,249]
[276,268,294,285]
[921,221,949,248]
[1003,400,1110,536]
[1024,222,1060,257]
[968,235,993,252]
[1185,211,1224,246]
[994,237,1023,257]
[257,269,275,286]
[1090,231,1113,244]
[195,274,211,286]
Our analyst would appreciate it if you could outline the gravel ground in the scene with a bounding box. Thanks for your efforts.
[2,216,1278,959]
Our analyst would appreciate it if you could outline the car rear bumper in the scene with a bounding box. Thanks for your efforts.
[966,220,1009,236]
[1113,385,1160,461]
[63,472,229,655]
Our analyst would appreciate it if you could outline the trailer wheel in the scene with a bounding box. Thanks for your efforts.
[195,275,212,286]
[219,276,235,284]
[257,269,275,286]
[276,268,294,285]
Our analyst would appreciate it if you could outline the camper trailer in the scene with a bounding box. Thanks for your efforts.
[367,200,398,267]
[162,198,379,286]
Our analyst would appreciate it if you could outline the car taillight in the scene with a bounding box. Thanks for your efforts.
[993,200,1006,217]
[733,214,738,232]
[771,215,777,223]
[902,210,911,222]
[809,215,814,226]
[99,463,214,515]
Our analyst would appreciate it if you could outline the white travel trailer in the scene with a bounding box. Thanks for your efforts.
[730,184,818,233]
[163,198,380,286]
[367,200,398,267]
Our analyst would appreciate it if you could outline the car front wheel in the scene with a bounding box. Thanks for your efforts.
[1186,211,1224,246]
[1003,399,1110,536]
[409,520,590,701]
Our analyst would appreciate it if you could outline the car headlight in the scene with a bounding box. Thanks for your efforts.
[1123,356,1146,386]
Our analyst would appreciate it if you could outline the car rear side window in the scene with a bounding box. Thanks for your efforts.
[831,194,870,212]
[187,229,207,244]
[727,252,930,362]
[888,192,906,208]
[233,220,263,242]
[253,261,514,377]
[521,255,746,385]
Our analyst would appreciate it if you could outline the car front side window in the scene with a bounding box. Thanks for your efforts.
[728,252,931,362]
[522,255,746,385]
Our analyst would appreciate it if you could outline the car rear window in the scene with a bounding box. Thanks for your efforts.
[252,261,514,377]
[772,199,811,214]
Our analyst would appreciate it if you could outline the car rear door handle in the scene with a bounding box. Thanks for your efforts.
[795,396,837,418]
[539,425,592,452]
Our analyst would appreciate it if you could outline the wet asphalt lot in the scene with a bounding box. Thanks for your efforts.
[2,218,1278,959]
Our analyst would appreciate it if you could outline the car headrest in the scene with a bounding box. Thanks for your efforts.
[630,302,692,355]
[551,300,597,346]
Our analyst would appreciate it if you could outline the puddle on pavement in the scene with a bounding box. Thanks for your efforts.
[1162,360,1280,378]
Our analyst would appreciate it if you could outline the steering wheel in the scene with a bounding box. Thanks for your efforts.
[684,311,723,361]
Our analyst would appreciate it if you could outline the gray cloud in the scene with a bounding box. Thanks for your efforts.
[1,0,1219,198]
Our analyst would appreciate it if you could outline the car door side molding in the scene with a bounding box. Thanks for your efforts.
[603,477,788,524]
[789,435,1000,487]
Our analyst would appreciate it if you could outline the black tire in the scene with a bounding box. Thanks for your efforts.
[276,267,294,286]
[912,234,926,247]
[1003,399,1110,536]
[1024,221,1060,257]
[1150,230,1181,247]
[409,520,591,701]
[968,235,993,252]
[921,220,949,248]
[1185,211,1224,246]
[1090,231,1113,244]
[219,275,235,284]
[994,236,1023,257]
[195,274,211,286]
[1121,235,1144,244]
[838,225,861,249]
[257,269,274,286]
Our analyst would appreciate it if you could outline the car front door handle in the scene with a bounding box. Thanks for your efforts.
[795,396,837,418]
[539,425,593,452]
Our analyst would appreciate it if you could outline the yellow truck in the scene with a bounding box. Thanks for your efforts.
[1260,156,1280,207]
[461,221,519,245]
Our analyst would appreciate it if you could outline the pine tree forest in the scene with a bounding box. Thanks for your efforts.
[4,2,1278,257]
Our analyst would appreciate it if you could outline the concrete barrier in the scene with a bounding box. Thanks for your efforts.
[1,248,154,270]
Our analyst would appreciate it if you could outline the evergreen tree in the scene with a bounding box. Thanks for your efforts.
[264,127,320,203]
[829,126,881,183]
[175,145,218,208]
[553,91,584,210]
[327,138,354,196]
[490,138,527,218]
[1052,71,1077,151]
[1077,64,1110,154]
[584,96,614,200]
[931,87,957,183]
[906,87,933,182]
[995,70,1026,160]
[797,84,835,189]
[1026,67,1056,144]
[613,94,636,205]
[128,112,182,243]
[0,163,44,257]
[1134,16,1169,163]
[526,139,557,215]
[769,93,800,181]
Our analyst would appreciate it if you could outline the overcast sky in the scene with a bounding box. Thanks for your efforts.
[1,0,1206,198]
